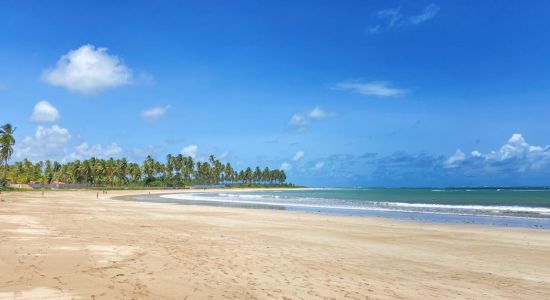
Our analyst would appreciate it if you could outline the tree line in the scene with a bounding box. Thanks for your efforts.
[1,123,289,187]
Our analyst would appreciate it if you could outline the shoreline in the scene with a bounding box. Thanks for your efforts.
[1,189,550,299]
[120,189,550,230]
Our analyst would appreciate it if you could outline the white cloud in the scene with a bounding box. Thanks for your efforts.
[280,162,292,171]
[481,134,550,171]
[368,4,439,34]
[367,25,382,34]
[312,161,325,171]
[15,125,71,161]
[14,124,125,162]
[377,8,402,28]
[67,142,123,160]
[289,107,335,132]
[308,106,332,119]
[445,133,550,173]
[471,150,482,157]
[444,149,465,168]
[292,151,305,161]
[181,144,198,158]
[289,113,309,132]
[141,105,170,121]
[409,4,440,25]
[334,81,406,97]
[284,133,550,185]
[30,100,60,122]
[42,44,133,94]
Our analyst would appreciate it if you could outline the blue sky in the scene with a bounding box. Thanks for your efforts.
[1,1,550,187]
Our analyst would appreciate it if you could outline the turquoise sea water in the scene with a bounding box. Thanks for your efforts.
[142,188,550,229]
[248,188,550,208]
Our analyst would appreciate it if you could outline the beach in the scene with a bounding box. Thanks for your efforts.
[1,190,550,299]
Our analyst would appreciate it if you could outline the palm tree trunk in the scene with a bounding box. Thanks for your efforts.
[3,159,7,182]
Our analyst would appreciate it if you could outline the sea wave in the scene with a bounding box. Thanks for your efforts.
[369,201,550,214]
[160,193,550,218]
[217,193,328,201]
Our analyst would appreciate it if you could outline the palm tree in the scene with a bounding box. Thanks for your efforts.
[244,167,253,184]
[224,163,234,184]
[164,154,174,186]
[143,155,155,179]
[0,123,16,182]
[0,137,290,187]
[254,167,261,184]
[181,156,194,185]
[262,167,270,185]
[128,162,142,184]
[116,158,128,186]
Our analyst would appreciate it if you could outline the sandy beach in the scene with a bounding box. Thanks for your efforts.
[1,189,550,299]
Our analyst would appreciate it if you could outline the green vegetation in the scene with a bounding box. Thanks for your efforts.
[1,154,289,188]
[0,123,292,188]
[0,123,16,187]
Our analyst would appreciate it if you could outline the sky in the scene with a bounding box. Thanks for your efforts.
[1,0,550,187]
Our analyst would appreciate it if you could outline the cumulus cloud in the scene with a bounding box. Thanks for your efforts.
[280,162,292,171]
[444,149,465,168]
[289,107,334,132]
[141,105,170,121]
[446,133,550,174]
[15,125,71,161]
[181,144,198,158]
[292,151,305,161]
[333,81,406,97]
[291,133,550,186]
[14,125,125,162]
[42,44,133,94]
[367,3,440,34]
[67,142,123,160]
[30,100,60,122]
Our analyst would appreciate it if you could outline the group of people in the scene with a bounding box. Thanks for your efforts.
[96,190,108,199]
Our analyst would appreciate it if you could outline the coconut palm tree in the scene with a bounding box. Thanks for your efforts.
[142,155,155,179]
[0,123,16,183]
[116,158,128,186]
[0,138,290,187]
[128,162,141,184]
[224,163,234,184]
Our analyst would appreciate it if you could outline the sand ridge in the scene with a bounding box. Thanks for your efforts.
[1,189,550,299]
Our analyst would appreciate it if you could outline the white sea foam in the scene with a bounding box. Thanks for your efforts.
[218,193,283,199]
[160,193,550,217]
[161,193,416,213]
[216,192,329,202]
[369,201,550,214]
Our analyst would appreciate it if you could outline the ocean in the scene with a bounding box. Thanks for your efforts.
[135,188,550,229]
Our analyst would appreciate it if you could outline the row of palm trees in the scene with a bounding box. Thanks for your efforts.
[0,123,289,187]
[5,155,288,187]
